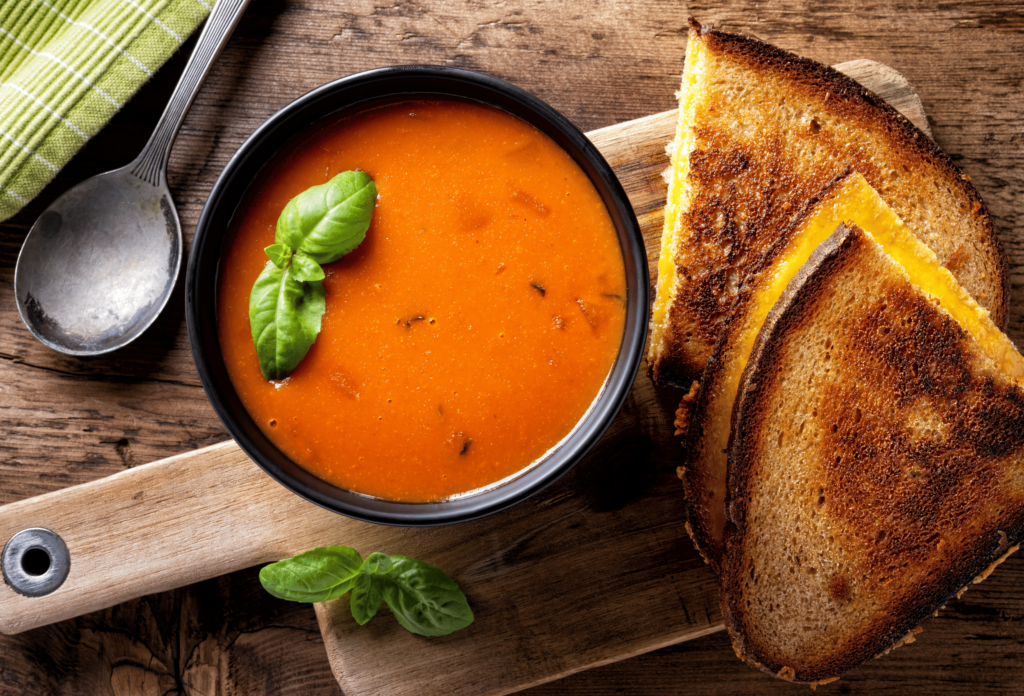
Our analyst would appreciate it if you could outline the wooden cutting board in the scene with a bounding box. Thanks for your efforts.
[0,60,929,696]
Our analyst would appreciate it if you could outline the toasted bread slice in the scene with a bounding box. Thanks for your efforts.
[720,222,1024,684]
[680,173,1023,572]
[647,19,1008,389]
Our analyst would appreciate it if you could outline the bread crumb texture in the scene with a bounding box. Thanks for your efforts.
[674,380,701,436]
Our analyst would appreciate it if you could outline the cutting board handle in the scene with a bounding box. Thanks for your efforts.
[0,441,358,634]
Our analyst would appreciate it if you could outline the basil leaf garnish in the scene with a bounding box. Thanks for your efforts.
[276,170,377,264]
[258,546,362,602]
[247,171,376,382]
[249,262,327,381]
[264,243,292,268]
[361,552,392,575]
[288,251,326,282]
[259,547,474,637]
[350,573,385,625]
[381,555,475,637]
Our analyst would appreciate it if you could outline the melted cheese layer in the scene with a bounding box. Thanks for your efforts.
[649,36,706,361]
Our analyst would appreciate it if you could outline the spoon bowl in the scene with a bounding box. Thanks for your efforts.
[14,165,180,355]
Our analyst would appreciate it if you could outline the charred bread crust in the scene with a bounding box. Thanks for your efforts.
[652,338,706,391]
[721,224,861,682]
[673,380,701,437]
[679,343,724,572]
[674,378,704,565]
[683,19,1008,330]
[720,223,1024,682]
[678,171,858,573]
[724,223,861,563]
[678,342,727,573]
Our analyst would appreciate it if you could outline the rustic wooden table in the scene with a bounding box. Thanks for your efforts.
[1,1,1022,693]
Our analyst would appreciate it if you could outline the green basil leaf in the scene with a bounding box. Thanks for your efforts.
[276,170,377,264]
[361,552,392,575]
[259,546,363,603]
[380,555,474,637]
[288,251,325,282]
[264,243,292,268]
[249,262,326,381]
[350,573,385,625]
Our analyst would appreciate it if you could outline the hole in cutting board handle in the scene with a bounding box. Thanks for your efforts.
[21,548,51,576]
[1,528,70,597]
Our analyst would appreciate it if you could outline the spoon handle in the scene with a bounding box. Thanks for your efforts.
[130,0,252,187]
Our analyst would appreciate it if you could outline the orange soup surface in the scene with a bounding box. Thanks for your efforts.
[218,99,627,502]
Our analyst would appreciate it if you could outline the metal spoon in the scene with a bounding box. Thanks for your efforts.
[14,0,251,356]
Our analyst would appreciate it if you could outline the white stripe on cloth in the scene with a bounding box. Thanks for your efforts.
[0,126,60,172]
[1,82,89,140]
[121,0,184,43]
[34,0,154,77]
[2,187,29,204]
[0,26,123,108]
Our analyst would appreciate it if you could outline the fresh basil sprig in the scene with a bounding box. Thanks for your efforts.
[249,171,377,381]
[258,545,362,602]
[260,546,474,637]
[276,170,377,264]
[249,263,327,381]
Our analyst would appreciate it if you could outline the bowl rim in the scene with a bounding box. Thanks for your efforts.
[186,65,649,526]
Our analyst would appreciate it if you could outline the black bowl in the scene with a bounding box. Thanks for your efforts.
[186,65,648,526]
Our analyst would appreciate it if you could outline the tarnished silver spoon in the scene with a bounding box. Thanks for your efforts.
[14,0,250,356]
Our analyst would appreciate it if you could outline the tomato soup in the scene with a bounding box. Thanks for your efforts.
[217,100,626,502]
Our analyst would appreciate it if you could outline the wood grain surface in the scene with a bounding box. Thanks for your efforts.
[0,1,1021,694]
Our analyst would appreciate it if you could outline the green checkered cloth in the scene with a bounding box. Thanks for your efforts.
[0,0,211,221]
